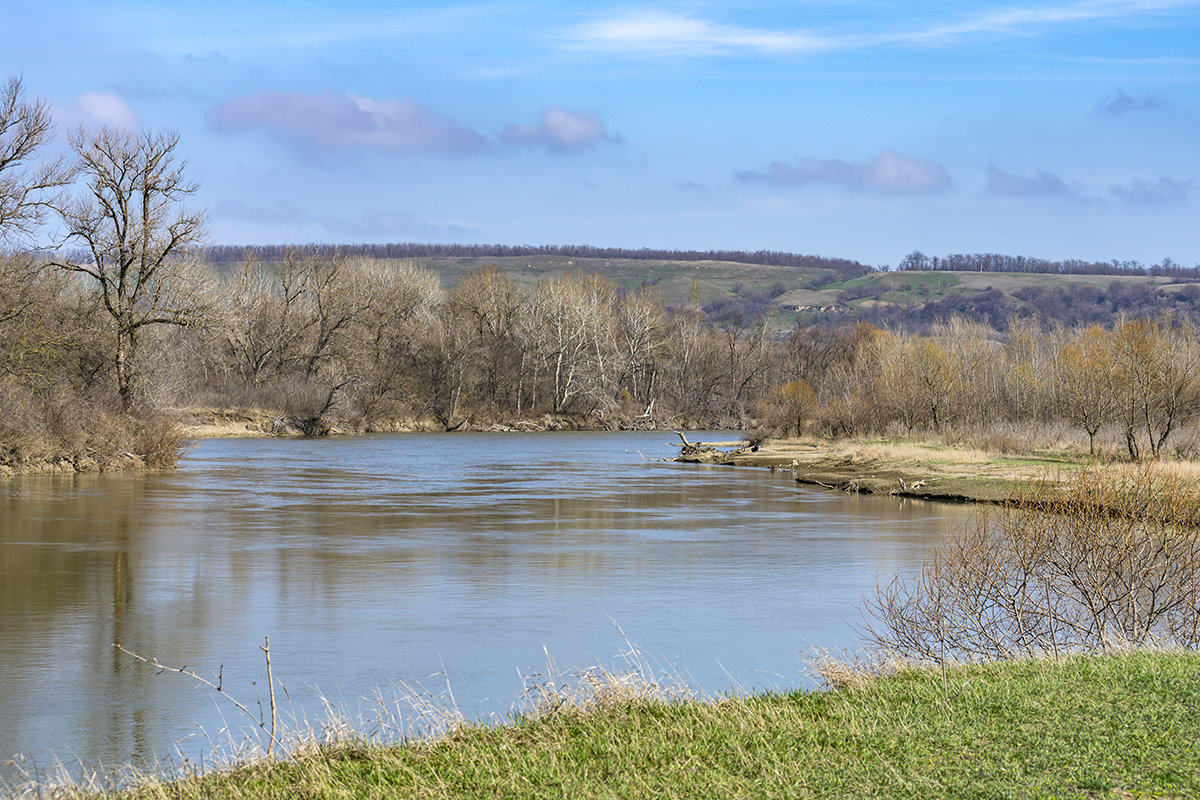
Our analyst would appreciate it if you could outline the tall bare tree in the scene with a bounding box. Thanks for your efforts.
[528,272,618,415]
[615,287,668,415]
[0,76,70,244]
[1,77,73,351]
[52,128,208,411]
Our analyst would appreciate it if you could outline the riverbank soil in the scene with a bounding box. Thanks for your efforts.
[677,436,1091,503]
[176,407,460,437]
[174,406,670,438]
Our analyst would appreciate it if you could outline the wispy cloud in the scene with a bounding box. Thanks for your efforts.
[882,0,1199,46]
[985,165,1099,203]
[1095,89,1167,115]
[499,107,620,152]
[565,11,826,56]
[208,91,488,156]
[66,92,140,129]
[737,150,952,195]
[565,2,1200,57]
[1110,176,1193,204]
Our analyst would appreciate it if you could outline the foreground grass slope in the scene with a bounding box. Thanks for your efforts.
[106,651,1199,800]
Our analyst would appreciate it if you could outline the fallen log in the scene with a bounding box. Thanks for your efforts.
[667,440,748,448]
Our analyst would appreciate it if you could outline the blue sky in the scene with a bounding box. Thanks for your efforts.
[7,0,1199,266]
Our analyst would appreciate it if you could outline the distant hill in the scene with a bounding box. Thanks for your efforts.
[200,243,1200,331]
[792,270,1200,332]
[202,242,873,275]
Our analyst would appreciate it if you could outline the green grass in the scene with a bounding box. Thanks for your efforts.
[85,651,1200,799]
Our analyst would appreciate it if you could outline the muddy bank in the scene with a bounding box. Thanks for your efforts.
[177,407,706,439]
[0,452,148,477]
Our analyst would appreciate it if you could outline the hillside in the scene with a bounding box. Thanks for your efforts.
[207,247,1200,331]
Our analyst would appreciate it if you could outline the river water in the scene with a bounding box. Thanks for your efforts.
[0,431,974,781]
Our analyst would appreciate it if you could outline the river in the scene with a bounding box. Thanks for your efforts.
[0,431,974,783]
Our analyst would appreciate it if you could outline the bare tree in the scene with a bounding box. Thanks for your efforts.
[615,287,668,415]
[528,273,618,415]
[0,76,70,244]
[450,265,527,410]
[872,331,930,433]
[1113,317,1200,460]
[665,303,724,422]
[901,336,955,432]
[219,252,294,387]
[351,259,441,424]
[1054,325,1116,455]
[52,128,208,411]
[1,77,74,371]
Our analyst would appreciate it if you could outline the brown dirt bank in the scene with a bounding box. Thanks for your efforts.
[0,452,148,477]
[177,407,710,439]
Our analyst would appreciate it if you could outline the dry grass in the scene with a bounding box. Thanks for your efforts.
[2,627,695,799]
[834,439,996,466]
[514,626,695,721]
[174,407,280,438]
[805,648,919,691]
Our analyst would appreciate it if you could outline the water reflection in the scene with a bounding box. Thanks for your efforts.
[0,432,974,779]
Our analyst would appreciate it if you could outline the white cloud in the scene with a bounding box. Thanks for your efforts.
[737,150,952,195]
[69,92,140,129]
[208,91,488,155]
[565,11,825,56]
[565,2,1200,57]
[499,107,620,152]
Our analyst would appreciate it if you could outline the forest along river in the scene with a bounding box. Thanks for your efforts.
[0,431,975,781]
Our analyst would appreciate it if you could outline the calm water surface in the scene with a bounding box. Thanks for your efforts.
[0,432,974,779]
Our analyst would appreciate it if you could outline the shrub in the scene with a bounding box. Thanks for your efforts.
[131,414,191,469]
[863,465,1200,661]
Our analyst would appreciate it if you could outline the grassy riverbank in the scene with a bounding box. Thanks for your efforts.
[48,650,1200,799]
[679,435,1141,504]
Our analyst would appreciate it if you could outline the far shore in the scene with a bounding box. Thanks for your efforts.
[9,409,1190,509]
[175,406,704,439]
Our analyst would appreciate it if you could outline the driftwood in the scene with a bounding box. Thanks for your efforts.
[667,441,748,448]
[669,431,751,458]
